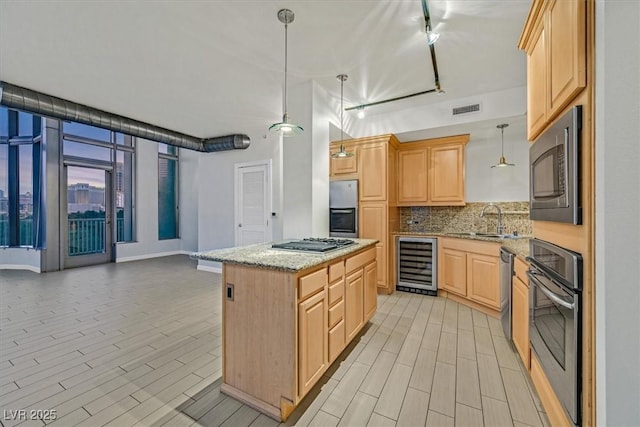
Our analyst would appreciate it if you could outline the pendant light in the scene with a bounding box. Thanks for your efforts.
[491,123,515,168]
[331,74,354,158]
[269,9,303,137]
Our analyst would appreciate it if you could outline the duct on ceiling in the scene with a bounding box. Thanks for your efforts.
[0,81,250,152]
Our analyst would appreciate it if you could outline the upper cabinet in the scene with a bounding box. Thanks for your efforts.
[359,144,388,201]
[397,135,468,206]
[329,144,358,178]
[519,0,586,140]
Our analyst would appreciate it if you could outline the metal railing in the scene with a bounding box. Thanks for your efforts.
[1,217,125,253]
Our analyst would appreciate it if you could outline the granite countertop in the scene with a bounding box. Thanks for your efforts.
[393,231,530,259]
[192,238,378,273]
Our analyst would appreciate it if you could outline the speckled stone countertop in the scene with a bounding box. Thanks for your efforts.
[192,238,378,273]
[393,231,530,259]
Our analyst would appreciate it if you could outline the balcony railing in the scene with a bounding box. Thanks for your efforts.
[0,217,125,252]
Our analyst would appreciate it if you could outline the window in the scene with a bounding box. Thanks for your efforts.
[0,107,42,248]
[61,123,136,243]
[158,143,178,240]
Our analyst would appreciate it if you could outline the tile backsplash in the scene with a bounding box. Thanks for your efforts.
[399,201,532,235]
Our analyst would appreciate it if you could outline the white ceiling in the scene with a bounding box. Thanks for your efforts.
[0,0,530,140]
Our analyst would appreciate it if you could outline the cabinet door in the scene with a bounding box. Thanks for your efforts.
[547,0,586,117]
[527,22,547,140]
[359,144,387,201]
[398,148,428,204]
[363,261,377,321]
[512,275,530,369]
[359,203,387,289]
[330,146,357,176]
[328,320,345,363]
[428,144,465,205]
[441,248,467,296]
[467,253,500,309]
[345,270,364,341]
[298,290,328,396]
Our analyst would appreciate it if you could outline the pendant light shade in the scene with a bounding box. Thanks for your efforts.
[331,74,354,159]
[269,9,303,137]
[491,123,515,168]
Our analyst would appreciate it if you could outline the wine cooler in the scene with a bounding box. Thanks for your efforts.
[396,237,438,295]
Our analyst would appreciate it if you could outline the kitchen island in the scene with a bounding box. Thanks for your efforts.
[192,238,378,421]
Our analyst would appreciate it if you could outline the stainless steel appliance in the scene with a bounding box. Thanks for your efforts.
[271,237,355,253]
[530,105,582,224]
[396,237,437,295]
[330,180,358,238]
[500,247,515,340]
[527,238,583,426]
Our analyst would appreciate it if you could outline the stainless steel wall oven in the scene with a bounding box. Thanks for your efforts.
[329,180,358,238]
[530,105,582,224]
[527,238,583,426]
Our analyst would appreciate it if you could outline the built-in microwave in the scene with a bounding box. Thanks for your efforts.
[530,105,582,224]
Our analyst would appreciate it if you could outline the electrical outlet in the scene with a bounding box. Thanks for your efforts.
[226,283,234,301]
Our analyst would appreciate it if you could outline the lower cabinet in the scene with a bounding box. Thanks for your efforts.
[298,290,327,396]
[364,261,377,320]
[345,269,364,341]
[438,238,501,311]
[512,256,530,369]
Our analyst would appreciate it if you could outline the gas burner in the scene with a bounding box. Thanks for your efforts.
[302,238,355,247]
[271,237,356,253]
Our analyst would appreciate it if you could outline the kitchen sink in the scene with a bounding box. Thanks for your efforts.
[445,232,524,239]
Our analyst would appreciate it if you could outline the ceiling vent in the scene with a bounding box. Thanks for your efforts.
[452,103,481,116]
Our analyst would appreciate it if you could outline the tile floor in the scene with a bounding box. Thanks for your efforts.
[0,256,548,426]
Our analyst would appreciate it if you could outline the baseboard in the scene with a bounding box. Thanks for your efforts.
[116,250,190,263]
[197,264,222,274]
[0,264,41,273]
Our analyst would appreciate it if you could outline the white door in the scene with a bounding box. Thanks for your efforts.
[235,161,271,246]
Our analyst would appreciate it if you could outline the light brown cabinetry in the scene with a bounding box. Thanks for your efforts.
[512,256,530,370]
[329,144,357,178]
[358,144,387,201]
[363,261,377,320]
[467,253,500,309]
[438,238,501,313]
[398,149,428,203]
[397,136,468,206]
[220,245,377,421]
[429,143,465,205]
[298,289,327,396]
[519,0,586,140]
[359,202,387,290]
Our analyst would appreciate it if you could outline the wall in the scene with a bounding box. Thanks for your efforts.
[116,138,199,262]
[595,1,640,425]
[196,125,282,272]
[0,248,41,272]
[464,127,529,202]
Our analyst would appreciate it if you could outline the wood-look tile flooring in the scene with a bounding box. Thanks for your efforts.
[0,256,549,427]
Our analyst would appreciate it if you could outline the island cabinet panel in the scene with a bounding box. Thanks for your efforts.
[364,261,377,321]
[222,265,297,412]
[345,269,364,341]
[467,253,500,310]
[298,290,328,397]
[327,261,346,363]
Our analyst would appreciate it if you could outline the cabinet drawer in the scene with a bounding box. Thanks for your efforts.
[328,320,345,363]
[514,256,529,284]
[299,268,328,301]
[329,262,344,283]
[328,280,344,307]
[345,247,376,273]
[328,300,344,329]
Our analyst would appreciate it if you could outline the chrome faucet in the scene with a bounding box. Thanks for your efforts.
[480,203,505,235]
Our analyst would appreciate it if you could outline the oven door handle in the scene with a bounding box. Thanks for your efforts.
[330,209,355,214]
[527,270,575,310]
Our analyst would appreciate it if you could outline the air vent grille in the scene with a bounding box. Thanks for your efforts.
[452,104,481,115]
